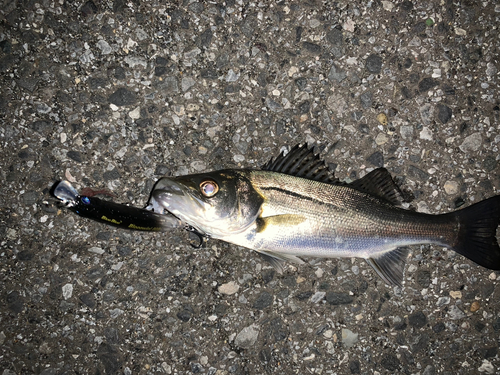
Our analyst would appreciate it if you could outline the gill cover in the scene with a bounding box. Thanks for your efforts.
[148,170,264,238]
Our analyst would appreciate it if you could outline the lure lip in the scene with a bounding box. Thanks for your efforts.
[50,180,80,207]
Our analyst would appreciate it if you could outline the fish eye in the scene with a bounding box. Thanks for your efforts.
[200,180,219,197]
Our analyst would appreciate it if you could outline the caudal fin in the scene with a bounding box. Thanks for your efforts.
[451,195,500,270]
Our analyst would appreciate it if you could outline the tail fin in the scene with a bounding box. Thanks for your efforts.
[451,195,500,270]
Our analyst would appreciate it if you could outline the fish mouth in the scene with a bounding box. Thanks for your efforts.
[146,178,207,228]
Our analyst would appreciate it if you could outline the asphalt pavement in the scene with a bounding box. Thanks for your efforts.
[1,0,500,374]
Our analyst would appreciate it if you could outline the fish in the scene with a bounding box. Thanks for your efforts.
[147,144,500,286]
[51,180,183,232]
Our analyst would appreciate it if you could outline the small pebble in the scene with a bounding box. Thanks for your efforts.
[449,291,462,299]
[233,155,245,163]
[128,107,141,119]
[181,77,196,91]
[448,305,466,320]
[419,103,434,123]
[186,103,199,111]
[381,1,394,11]
[437,296,450,307]
[342,328,358,348]
[459,132,482,152]
[310,292,326,304]
[62,284,73,300]
[400,125,414,140]
[225,69,239,82]
[315,268,323,278]
[65,168,77,183]
[470,301,480,312]
[444,181,459,195]
[97,39,112,54]
[343,19,355,32]
[173,105,185,116]
[218,281,239,295]
[478,360,495,374]
[88,247,105,255]
[111,262,123,271]
[288,66,299,77]
[109,308,124,319]
[376,113,388,126]
[375,133,389,145]
[351,265,359,275]
[234,324,259,349]
[309,19,321,28]
[420,127,433,140]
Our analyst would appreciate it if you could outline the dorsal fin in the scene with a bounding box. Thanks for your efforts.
[350,168,403,206]
[262,144,338,184]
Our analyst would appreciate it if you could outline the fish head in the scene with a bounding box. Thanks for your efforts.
[148,170,263,238]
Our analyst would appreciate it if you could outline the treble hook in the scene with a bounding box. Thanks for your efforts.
[187,226,208,248]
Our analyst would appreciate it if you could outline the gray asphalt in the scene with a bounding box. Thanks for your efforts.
[1,0,500,374]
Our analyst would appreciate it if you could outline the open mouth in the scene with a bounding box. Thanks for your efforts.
[145,180,210,241]
[145,178,205,222]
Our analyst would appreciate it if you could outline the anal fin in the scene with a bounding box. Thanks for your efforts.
[365,247,410,287]
[256,250,305,274]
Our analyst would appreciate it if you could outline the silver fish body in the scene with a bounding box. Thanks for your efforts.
[220,170,455,258]
[148,145,500,286]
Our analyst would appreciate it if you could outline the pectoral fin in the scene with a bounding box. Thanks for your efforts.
[365,247,410,287]
[256,250,305,274]
[256,214,306,233]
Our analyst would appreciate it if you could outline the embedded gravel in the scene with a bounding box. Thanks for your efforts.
[1,1,500,374]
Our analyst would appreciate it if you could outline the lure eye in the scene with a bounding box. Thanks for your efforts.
[200,180,219,197]
[81,196,91,205]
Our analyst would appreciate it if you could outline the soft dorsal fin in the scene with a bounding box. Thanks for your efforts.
[262,144,338,184]
[350,168,403,206]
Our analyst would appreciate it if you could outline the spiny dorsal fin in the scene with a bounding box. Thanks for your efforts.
[350,168,403,206]
[365,247,409,287]
[262,144,338,184]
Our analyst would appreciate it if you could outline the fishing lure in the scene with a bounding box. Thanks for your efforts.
[51,180,183,232]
